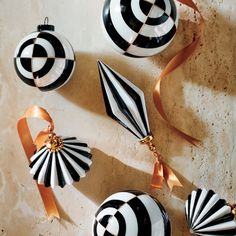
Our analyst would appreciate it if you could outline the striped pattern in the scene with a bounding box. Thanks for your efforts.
[14,28,75,91]
[102,0,178,57]
[93,190,171,236]
[29,137,92,188]
[98,61,150,140]
[185,188,236,235]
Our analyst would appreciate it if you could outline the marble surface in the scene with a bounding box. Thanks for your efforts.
[0,0,236,235]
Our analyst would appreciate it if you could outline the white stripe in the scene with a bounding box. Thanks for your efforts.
[60,149,86,177]
[30,146,47,162]
[110,0,138,43]
[103,192,136,203]
[148,5,165,18]
[63,143,91,153]
[196,221,236,232]
[138,195,165,235]
[63,147,92,166]
[131,0,148,22]
[139,17,175,37]
[37,152,51,184]
[57,151,73,185]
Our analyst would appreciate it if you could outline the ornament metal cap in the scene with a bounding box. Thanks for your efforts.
[37,17,55,31]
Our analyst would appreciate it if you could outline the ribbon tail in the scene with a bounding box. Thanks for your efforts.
[163,164,182,191]
[37,185,60,219]
[151,161,164,189]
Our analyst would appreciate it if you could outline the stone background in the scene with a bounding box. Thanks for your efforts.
[0,0,235,235]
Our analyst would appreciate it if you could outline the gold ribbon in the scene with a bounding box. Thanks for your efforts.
[17,106,60,219]
[140,135,182,190]
[153,0,204,146]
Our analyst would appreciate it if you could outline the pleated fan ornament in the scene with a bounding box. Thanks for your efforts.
[185,188,236,235]
[14,17,75,91]
[17,106,92,218]
[93,190,171,236]
[97,61,182,190]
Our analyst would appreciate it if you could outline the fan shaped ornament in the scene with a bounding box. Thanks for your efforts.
[17,106,92,219]
[185,188,236,235]
[97,60,182,190]
[14,17,75,91]
[30,133,92,188]
[93,190,171,236]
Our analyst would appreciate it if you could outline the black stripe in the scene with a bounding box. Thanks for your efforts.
[169,0,177,21]
[63,137,77,141]
[93,220,99,236]
[37,32,65,58]
[146,13,169,25]
[104,231,114,236]
[14,59,35,87]
[128,197,152,236]
[103,63,150,137]
[32,44,47,57]
[120,0,143,33]
[114,211,126,236]
[62,148,90,172]
[63,142,88,148]
[197,228,236,235]
[59,151,80,181]
[95,200,125,217]
[33,58,54,78]
[55,153,66,188]
[20,58,32,72]
[39,59,74,91]
[63,145,92,159]
[16,38,35,57]
[32,153,48,181]
[44,152,53,187]
[103,0,130,51]
[155,0,166,11]
[133,24,176,48]
[139,0,153,15]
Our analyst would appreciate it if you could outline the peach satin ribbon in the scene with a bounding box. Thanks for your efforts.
[153,0,204,146]
[17,106,60,219]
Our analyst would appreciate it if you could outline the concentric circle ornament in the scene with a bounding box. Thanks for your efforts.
[93,190,171,236]
[14,21,75,91]
[185,188,236,235]
[30,135,92,188]
[102,0,178,57]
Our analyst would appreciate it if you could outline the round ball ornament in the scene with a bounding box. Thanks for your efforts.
[14,18,75,91]
[102,0,178,57]
[93,190,171,236]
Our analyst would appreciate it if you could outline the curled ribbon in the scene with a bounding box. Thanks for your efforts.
[140,135,182,190]
[153,0,204,146]
[17,106,60,219]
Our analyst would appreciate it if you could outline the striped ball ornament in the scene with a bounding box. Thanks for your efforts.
[102,0,178,57]
[14,23,75,91]
[93,190,171,236]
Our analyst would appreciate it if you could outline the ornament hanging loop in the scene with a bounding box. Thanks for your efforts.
[140,135,162,162]
[44,17,49,25]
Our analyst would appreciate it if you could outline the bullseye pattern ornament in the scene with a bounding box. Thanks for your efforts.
[185,188,236,235]
[102,0,178,57]
[14,18,75,91]
[30,133,92,188]
[93,190,171,236]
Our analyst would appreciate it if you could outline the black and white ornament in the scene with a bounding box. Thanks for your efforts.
[97,60,151,140]
[185,188,236,235]
[93,190,171,236]
[14,18,75,91]
[102,0,178,57]
[30,135,92,188]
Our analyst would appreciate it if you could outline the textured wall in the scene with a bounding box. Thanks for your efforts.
[0,0,235,235]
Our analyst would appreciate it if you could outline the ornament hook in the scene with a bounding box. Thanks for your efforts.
[44,17,49,25]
